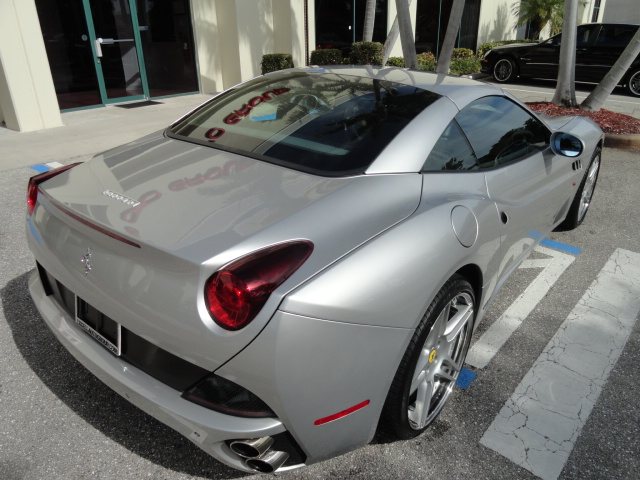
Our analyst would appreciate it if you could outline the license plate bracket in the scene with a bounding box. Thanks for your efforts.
[75,297,121,356]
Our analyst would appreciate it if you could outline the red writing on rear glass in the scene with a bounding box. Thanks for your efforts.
[223,87,290,125]
[205,127,225,142]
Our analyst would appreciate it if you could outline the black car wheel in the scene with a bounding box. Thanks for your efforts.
[627,70,640,97]
[381,274,475,439]
[493,57,517,83]
[557,147,601,231]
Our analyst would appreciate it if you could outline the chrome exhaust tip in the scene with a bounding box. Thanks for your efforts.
[245,450,290,473]
[229,436,274,459]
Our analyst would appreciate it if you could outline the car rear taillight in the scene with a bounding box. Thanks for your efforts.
[205,241,313,330]
[27,163,81,215]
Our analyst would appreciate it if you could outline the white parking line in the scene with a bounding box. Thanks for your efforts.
[480,248,640,480]
[466,246,575,369]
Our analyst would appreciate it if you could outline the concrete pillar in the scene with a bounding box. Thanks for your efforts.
[191,0,225,94]
[273,0,308,68]
[0,0,62,132]
[386,0,417,59]
[235,0,275,80]
[191,0,309,92]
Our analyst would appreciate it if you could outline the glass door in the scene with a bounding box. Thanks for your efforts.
[35,0,103,110]
[83,0,149,103]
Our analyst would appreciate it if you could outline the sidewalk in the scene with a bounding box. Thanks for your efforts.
[2,83,637,174]
[491,80,640,118]
[0,94,211,172]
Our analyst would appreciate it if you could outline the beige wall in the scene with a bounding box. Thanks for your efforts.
[190,0,225,94]
[477,0,521,46]
[385,0,418,58]
[603,0,640,24]
[0,0,61,132]
[191,0,310,93]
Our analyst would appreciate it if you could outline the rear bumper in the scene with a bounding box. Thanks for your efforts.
[28,270,286,473]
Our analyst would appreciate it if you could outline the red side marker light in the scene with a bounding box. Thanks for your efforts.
[313,400,371,426]
[27,162,81,215]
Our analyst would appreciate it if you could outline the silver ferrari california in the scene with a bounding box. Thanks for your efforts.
[26,67,603,473]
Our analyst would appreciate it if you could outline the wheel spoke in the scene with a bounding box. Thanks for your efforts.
[435,301,451,338]
[412,376,434,429]
[410,358,428,393]
[435,366,457,383]
[439,351,461,373]
[444,304,473,343]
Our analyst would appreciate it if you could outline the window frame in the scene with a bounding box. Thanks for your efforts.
[445,95,551,171]
[421,118,479,173]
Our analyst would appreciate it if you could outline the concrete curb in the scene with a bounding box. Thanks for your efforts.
[604,133,640,150]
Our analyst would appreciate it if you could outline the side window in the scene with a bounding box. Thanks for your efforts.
[596,25,637,48]
[422,121,478,172]
[455,96,550,169]
[577,25,599,48]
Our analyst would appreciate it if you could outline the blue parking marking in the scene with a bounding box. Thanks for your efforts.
[456,367,477,390]
[540,238,582,256]
[528,230,582,256]
[31,164,50,173]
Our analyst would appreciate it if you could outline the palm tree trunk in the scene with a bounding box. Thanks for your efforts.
[382,0,414,65]
[363,0,377,42]
[395,0,417,69]
[436,0,465,74]
[581,28,640,111]
[552,0,578,107]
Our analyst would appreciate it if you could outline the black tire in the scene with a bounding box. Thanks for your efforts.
[381,274,476,440]
[492,57,517,83]
[627,70,640,97]
[557,147,601,231]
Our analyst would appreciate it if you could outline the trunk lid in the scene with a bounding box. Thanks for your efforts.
[34,133,422,372]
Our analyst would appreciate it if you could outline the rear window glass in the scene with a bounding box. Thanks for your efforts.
[168,71,440,176]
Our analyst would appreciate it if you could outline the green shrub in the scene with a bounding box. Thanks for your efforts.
[310,49,343,65]
[261,53,294,74]
[349,41,384,65]
[450,57,482,76]
[476,39,538,58]
[452,47,475,60]
[416,52,436,71]
[386,56,405,67]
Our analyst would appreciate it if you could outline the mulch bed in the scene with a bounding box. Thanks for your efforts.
[526,102,640,135]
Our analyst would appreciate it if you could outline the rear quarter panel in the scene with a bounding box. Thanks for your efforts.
[280,172,502,329]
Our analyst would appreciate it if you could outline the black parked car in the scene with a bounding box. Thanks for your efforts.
[481,23,640,97]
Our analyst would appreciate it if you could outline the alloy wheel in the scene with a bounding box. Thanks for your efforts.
[578,154,600,222]
[407,292,474,430]
[629,71,640,97]
[493,59,513,82]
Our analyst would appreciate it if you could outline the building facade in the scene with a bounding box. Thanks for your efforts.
[0,0,635,133]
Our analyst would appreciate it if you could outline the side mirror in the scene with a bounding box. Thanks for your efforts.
[550,132,584,158]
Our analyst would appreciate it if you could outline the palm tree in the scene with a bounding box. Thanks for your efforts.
[395,0,417,69]
[581,28,640,111]
[436,0,466,74]
[363,0,377,42]
[552,0,578,107]
[512,0,564,39]
[382,0,415,65]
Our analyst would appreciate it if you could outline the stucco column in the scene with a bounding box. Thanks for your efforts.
[191,0,225,94]
[0,0,62,132]
[386,0,417,59]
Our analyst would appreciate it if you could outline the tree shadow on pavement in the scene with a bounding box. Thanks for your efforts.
[1,272,246,480]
